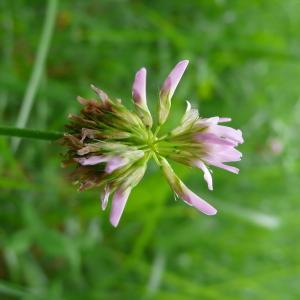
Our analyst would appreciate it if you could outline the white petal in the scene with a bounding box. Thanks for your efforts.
[194,161,213,190]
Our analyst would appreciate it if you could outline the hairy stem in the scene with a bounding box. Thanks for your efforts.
[0,126,63,141]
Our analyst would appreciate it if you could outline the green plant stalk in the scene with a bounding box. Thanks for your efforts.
[0,126,62,141]
[12,0,58,151]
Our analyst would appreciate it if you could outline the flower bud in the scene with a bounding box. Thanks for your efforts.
[158,60,189,125]
[132,68,153,128]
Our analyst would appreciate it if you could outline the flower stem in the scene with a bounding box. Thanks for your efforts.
[151,152,162,166]
[153,134,167,144]
[154,125,161,137]
[0,126,63,141]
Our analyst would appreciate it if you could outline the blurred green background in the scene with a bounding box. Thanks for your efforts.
[1,0,300,299]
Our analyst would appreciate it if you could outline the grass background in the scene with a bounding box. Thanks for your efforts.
[1,0,300,299]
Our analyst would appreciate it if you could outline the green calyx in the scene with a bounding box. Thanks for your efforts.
[136,127,165,166]
[135,125,195,168]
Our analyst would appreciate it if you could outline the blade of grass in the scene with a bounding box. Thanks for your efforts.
[12,0,58,151]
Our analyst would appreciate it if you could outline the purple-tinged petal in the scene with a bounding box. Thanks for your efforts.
[132,68,147,105]
[105,156,128,173]
[204,159,240,174]
[109,188,131,227]
[194,161,213,190]
[100,185,110,211]
[160,60,189,100]
[208,125,244,144]
[180,186,217,215]
[218,117,232,123]
[215,153,242,163]
[159,60,189,125]
[75,155,107,166]
[199,117,220,125]
[215,149,242,163]
[160,157,217,215]
[195,133,237,146]
[204,145,242,162]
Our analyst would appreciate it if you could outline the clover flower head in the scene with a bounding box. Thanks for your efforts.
[61,60,243,227]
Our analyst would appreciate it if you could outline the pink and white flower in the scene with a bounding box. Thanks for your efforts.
[62,59,243,227]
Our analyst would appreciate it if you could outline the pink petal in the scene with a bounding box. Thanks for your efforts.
[205,145,242,162]
[105,157,128,173]
[215,149,242,162]
[209,125,244,144]
[194,161,213,190]
[132,68,147,105]
[195,133,237,146]
[75,155,107,165]
[181,186,217,215]
[218,117,232,123]
[109,188,131,227]
[204,159,240,174]
[160,60,189,100]
[200,117,220,125]
[160,157,216,216]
